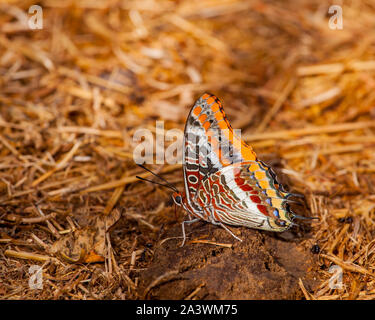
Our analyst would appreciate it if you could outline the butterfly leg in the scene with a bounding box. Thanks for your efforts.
[206,207,243,242]
[180,218,200,247]
[215,221,243,242]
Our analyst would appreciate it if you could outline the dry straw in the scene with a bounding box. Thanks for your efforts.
[0,0,375,299]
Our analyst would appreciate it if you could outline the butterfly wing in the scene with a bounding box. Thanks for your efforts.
[197,162,294,231]
[183,93,295,231]
[182,93,257,203]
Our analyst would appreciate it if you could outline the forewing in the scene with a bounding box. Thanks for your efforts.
[183,93,257,201]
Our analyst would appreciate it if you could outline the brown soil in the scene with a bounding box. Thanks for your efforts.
[138,222,318,299]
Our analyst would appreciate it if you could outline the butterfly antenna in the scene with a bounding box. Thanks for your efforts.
[136,176,178,192]
[136,164,178,192]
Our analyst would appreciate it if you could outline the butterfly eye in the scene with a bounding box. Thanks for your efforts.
[174,195,182,204]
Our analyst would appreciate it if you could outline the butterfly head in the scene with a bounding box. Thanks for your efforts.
[172,192,183,206]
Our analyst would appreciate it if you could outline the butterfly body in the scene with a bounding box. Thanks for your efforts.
[173,93,298,239]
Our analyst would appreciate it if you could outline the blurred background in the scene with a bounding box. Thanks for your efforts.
[0,0,375,300]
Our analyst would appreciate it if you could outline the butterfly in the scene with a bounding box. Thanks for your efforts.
[138,93,316,246]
